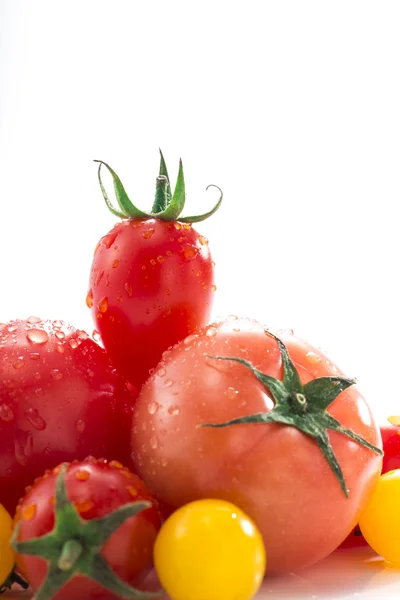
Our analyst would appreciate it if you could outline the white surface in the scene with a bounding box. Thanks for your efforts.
[1,3,400,599]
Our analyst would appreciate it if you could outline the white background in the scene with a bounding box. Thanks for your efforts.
[0,0,399,421]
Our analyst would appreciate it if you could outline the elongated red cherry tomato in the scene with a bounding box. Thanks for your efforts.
[87,151,222,388]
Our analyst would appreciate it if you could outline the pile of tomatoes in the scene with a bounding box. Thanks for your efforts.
[1,152,400,600]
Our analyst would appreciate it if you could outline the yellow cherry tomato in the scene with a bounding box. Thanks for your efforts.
[0,504,15,587]
[359,469,400,564]
[154,498,266,600]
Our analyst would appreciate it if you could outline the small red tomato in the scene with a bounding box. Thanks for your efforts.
[131,318,383,574]
[12,458,162,600]
[0,318,136,514]
[87,151,222,388]
[339,416,400,549]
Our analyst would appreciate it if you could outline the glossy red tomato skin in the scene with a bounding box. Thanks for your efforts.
[339,420,400,549]
[0,318,137,515]
[14,458,162,600]
[131,318,382,575]
[88,218,215,388]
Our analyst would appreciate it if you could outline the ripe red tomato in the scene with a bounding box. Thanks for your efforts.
[339,417,400,549]
[0,318,136,515]
[131,317,383,575]
[87,153,222,388]
[12,458,162,600]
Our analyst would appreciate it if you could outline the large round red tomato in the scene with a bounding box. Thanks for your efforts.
[87,153,222,388]
[12,458,161,600]
[131,317,383,574]
[0,318,136,514]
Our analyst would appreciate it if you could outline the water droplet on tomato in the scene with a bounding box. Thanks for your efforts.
[76,420,86,433]
[183,334,198,345]
[74,498,94,514]
[168,406,180,416]
[211,284,217,292]
[0,403,14,422]
[14,430,33,465]
[8,324,18,333]
[127,486,138,498]
[199,235,208,245]
[182,245,199,261]
[98,297,108,313]
[27,316,41,324]
[166,250,172,256]
[157,367,166,377]
[44,447,51,455]
[102,231,118,249]
[150,259,157,266]
[143,228,155,239]
[35,388,44,397]
[92,330,101,343]
[112,259,119,268]
[174,222,181,230]
[52,320,63,329]
[109,460,123,469]
[150,436,158,449]
[13,356,25,369]
[24,408,46,430]
[164,379,173,387]
[86,290,94,308]
[125,283,133,297]
[22,503,37,521]
[69,338,79,349]
[56,344,65,354]
[206,327,217,337]
[160,457,168,467]
[27,329,49,345]
[148,402,159,415]
[306,351,321,364]
[225,387,239,400]
[51,369,63,380]
[157,255,165,264]
[75,469,90,481]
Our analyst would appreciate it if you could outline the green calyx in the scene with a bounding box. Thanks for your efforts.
[201,331,383,498]
[11,466,162,600]
[94,149,223,223]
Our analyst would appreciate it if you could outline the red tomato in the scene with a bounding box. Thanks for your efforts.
[339,417,400,549]
[0,318,136,515]
[12,458,161,600]
[87,154,222,388]
[131,318,383,575]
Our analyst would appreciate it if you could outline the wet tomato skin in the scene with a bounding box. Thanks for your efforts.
[131,318,382,574]
[88,218,215,389]
[14,458,162,600]
[0,318,137,514]
[340,419,400,549]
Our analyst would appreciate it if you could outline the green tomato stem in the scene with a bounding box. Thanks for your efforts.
[57,539,84,571]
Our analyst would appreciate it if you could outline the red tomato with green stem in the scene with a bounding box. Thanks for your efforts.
[12,458,162,600]
[131,318,383,575]
[87,151,222,389]
[0,318,136,515]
